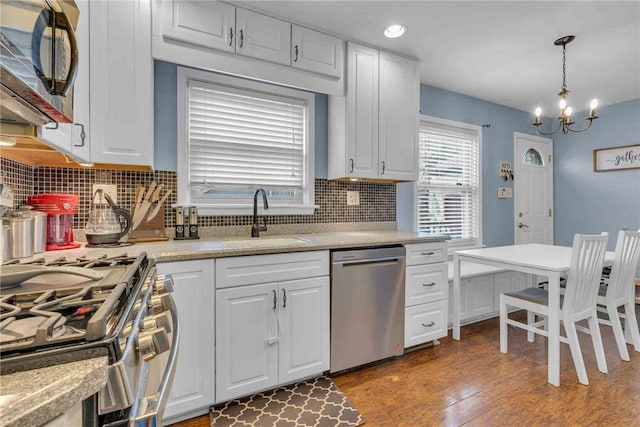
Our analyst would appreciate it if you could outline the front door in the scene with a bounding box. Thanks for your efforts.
[514,132,553,244]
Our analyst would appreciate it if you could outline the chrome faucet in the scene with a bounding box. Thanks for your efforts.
[251,188,269,238]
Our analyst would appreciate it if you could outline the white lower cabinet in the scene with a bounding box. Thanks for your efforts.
[449,271,531,324]
[215,251,330,403]
[405,300,448,348]
[403,242,448,348]
[157,260,215,424]
[460,275,494,320]
[42,402,82,427]
[493,271,528,308]
[215,282,279,402]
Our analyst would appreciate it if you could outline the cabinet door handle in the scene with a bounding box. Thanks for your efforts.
[422,282,436,287]
[422,321,435,328]
[349,158,354,173]
[73,123,86,147]
[272,289,277,310]
[229,27,233,46]
[239,29,244,48]
[420,251,435,256]
[381,161,386,175]
[282,289,287,308]
[294,45,299,61]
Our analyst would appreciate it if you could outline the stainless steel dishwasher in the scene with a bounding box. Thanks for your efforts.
[330,246,405,373]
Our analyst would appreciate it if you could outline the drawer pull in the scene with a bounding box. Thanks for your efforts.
[420,251,435,256]
[422,282,436,287]
[422,321,436,328]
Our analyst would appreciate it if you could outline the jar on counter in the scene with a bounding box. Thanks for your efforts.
[2,215,33,259]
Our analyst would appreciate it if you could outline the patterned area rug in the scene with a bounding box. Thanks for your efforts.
[209,376,365,427]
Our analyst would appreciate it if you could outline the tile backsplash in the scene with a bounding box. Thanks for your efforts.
[2,157,396,230]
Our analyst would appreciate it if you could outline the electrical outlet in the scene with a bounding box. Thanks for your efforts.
[92,184,117,205]
[346,191,360,206]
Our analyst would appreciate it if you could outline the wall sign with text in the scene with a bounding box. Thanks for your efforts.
[593,144,640,172]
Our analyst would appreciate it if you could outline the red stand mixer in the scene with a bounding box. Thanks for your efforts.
[27,193,81,250]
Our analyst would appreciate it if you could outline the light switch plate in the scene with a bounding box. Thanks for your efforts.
[346,191,360,206]
[498,187,512,199]
[92,184,117,205]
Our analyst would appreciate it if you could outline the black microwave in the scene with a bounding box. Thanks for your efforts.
[0,0,79,126]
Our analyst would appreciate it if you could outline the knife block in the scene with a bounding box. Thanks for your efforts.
[129,206,169,242]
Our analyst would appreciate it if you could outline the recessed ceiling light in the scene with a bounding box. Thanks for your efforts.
[384,24,407,39]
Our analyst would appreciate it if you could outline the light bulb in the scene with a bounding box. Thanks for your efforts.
[535,107,542,117]
[588,98,598,118]
[558,98,567,109]
[565,106,572,117]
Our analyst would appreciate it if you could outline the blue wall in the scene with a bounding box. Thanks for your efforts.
[554,98,640,250]
[153,60,329,176]
[398,85,539,247]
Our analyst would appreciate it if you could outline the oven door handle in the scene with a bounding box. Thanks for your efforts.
[132,302,180,426]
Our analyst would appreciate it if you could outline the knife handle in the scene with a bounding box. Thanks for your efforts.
[145,182,157,201]
[151,184,164,203]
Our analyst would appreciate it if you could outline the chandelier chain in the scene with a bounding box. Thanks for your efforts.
[561,44,567,92]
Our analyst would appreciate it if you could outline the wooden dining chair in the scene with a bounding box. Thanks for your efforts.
[596,229,640,361]
[499,233,609,385]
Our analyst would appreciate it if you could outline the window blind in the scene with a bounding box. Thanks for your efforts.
[417,120,480,246]
[187,80,307,201]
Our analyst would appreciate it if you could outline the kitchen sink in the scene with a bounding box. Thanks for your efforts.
[222,237,312,248]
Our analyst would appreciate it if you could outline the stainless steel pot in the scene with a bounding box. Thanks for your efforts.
[1,225,9,262]
[2,216,33,259]
[19,206,47,253]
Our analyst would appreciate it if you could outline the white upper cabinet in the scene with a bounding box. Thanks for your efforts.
[291,25,344,78]
[39,0,152,167]
[162,0,235,52]
[235,9,291,66]
[329,42,418,181]
[347,44,379,178]
[89,0,153,166]
[153,1,345,95]
[378,52,419,181]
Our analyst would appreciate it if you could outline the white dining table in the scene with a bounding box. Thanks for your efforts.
[452,244,615,386]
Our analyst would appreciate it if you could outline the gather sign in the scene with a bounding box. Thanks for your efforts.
[593,144,640,172]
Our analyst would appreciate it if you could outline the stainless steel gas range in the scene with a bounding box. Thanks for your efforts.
[0,252,179,426]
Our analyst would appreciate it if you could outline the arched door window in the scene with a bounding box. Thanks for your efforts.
[523,148,544,166]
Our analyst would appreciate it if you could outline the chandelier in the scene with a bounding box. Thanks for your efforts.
[532,35,599,135]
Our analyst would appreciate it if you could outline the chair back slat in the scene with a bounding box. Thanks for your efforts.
[563,233,608,318]
[608,230,640,303]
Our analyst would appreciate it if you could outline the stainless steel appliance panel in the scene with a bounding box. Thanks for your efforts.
[330,246,405,373]
[0,0,79,125]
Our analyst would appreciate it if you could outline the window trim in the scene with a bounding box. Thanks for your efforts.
[177,67,316,215]
[415,115,483,253]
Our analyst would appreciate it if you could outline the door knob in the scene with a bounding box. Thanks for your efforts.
[518,223,529,229]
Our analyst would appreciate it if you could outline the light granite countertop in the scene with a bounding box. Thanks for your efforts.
[0,230,447,425]
[0,357,108,427]
[15,230,448,264]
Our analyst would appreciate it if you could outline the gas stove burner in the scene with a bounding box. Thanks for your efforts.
[85,242,134,249]
[0,315,67,345]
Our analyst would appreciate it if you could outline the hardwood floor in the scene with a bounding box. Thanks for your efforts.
[172,311,640,426]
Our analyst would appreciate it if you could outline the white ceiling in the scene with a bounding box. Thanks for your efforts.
[237,1,640,115]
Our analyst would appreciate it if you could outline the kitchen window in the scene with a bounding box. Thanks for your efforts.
[177,67,316,215]
[417,116,482,250]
